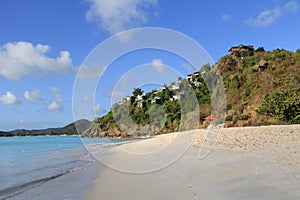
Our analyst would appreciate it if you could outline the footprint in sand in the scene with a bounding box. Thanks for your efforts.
[188,185,197,196]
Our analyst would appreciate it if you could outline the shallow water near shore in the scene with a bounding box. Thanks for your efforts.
[0,136,124,199]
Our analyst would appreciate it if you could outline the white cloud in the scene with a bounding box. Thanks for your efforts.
[77,64,105,79]
[0,41,73,80]
[222,14,231,21]
[247,8,281,27]
[47,87,63,111]
[247,1,299,27]
[0,91,20,104]
[50,86,60,94]
[24,89,40,103]
[50,87,63,102]
[152,59,166,72]
[284,1,300,12]
[86,0,157,34]
[48,101,63,111]
[95,103,106,115]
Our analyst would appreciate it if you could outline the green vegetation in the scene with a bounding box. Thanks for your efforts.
[89,73,213,137]
[258,88,300,124]
[217,45,300,127]
[84,45,300,137]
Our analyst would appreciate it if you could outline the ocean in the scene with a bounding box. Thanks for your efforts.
[0,136,123,199]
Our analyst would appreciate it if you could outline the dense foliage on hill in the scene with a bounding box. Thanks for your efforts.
[83,45,300,138]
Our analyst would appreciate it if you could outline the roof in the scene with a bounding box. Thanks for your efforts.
[205,115,215,120]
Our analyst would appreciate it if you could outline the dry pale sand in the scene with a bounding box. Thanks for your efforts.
[86,125,300,200]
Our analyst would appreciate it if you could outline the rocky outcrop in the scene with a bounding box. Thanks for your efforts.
[252,60,268,72]
[82,126,105,138]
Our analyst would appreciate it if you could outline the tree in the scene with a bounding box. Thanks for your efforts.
[163,87,174,101]
[258,89,300,124]
[255,47,265,52]
[132,88,143,97]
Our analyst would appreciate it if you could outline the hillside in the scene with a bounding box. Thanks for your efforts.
[83,45,300,138]
[0,119,91,137]
[217,46,300,127]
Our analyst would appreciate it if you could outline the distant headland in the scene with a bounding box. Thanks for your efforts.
[0,119,91,137]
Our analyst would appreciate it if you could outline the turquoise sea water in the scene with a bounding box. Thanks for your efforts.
[0,136,122,199]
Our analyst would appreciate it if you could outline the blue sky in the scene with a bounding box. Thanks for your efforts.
[1,0,300,130]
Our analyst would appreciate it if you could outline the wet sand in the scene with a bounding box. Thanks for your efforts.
[8,162,100,200]
[86,125,300,200]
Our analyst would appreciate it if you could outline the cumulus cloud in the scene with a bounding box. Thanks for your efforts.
[24,89,41,103]
[86,0,157,34]
[0,91,20,104]
[47,86,63,111]
[0,41,73,80]
[247,8,281,27]
[48,101,63,111]
[152,59,166,72]
[50,86,63,102]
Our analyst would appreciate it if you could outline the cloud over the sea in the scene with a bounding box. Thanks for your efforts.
[24,89,41,103]
[0,41,73,80]
[47,86,63,111]
[86,0,157,34]
[0,91,21,104]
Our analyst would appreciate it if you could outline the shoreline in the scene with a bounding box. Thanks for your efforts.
[7,124,299,199]
[4,139,134,200]
[1,123,299,138]
[86,124,300,200]
[7,162,101,200]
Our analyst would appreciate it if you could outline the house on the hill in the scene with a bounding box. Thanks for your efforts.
[170,95,179,101]
[228,45,254,57]
[187,71,201,82]
[137,100,146,108]
[187,70,204,86]
[170,83,180,92]
[136,94,146,101]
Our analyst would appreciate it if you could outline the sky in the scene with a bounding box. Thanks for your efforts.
[1,0,300,131]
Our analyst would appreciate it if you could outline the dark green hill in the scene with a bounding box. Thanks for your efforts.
[0,119,91,137]
[82,45,300,138]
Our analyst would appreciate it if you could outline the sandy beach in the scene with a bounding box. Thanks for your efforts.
[86,125,300,200]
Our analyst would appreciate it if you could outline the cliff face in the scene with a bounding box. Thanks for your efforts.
[83,46,300,138]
